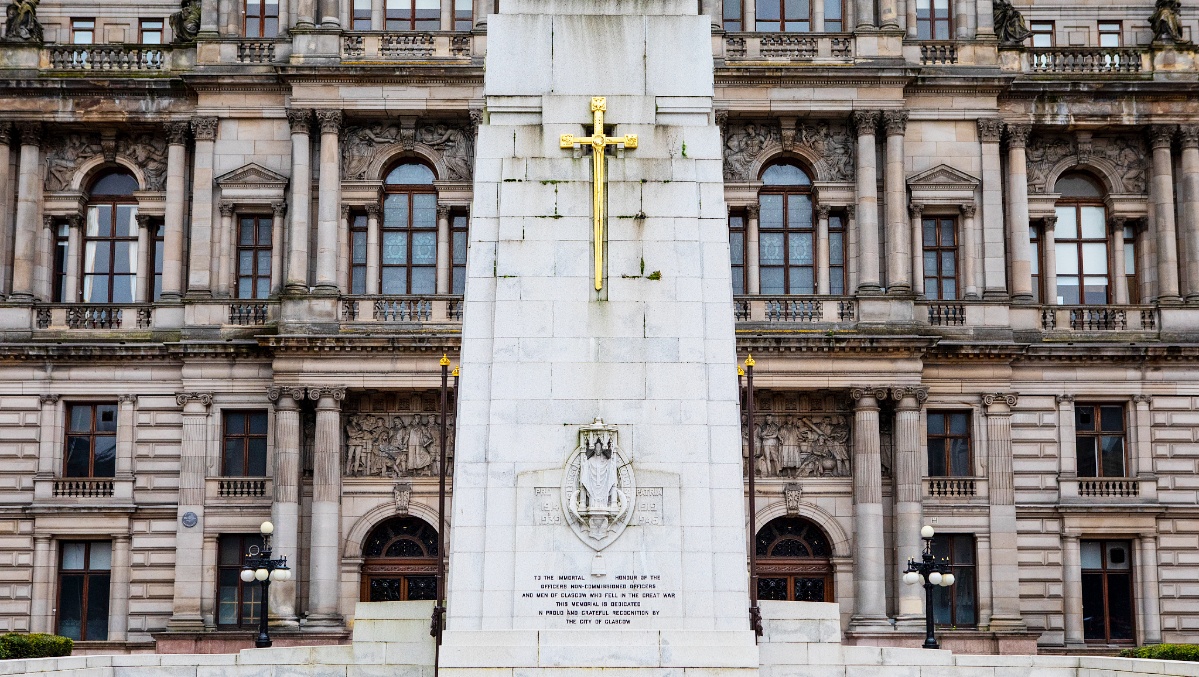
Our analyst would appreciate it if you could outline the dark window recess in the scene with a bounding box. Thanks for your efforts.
[217,534,264,627]
[222,411,269,477]
[926,411,971,477]
[1082,540,1135,643]
[236,215,273,300]
[65,404,118,478]
[450,212,469,295]
[755,517,835,603]
[57,541,111,641]
[1075,403,1126,478]
[729,212,747,296]
[931,534,978,628]
[361,516,439,602]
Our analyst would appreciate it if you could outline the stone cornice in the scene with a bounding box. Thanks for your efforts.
[259,335,461,354]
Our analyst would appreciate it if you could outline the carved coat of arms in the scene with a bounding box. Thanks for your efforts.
[562,418,635,550]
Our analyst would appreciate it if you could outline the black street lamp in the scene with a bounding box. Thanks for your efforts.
[902,525,955,649]
[240,520,291,648]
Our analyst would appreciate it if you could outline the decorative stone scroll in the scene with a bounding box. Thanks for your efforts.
[742,391,853,478]
[722,119,854,182]
[42,131,169,192]
[562,418,635,550]
[341,119,476,181]
[1026,133,1148,195]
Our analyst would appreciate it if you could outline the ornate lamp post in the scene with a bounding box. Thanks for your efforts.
[902,525,955,649]
[240,520,291,648]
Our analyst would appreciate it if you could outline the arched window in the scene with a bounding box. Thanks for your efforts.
[352,162,438,296]
[755,0,844,32]
[361,516,439,602]
[759,162,815,295]
[81,170,140,304]
[755,516,834,602]
[1054,172,1110,305]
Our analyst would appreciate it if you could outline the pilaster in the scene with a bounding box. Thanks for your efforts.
[167,392,213,631]
[982,392,1024,631]
[849,386,888,629]
[307,386,346,626]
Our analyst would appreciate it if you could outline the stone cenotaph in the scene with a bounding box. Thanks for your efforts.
[441,0,758,672]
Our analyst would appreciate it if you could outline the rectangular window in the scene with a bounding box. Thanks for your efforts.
[353,0,372,29]
[83,204,138,304]
[1123,223,1138,304]
[756,0,811,32]
[1055,204,1109,305]
[57,541,111,641]
[71,19,96,45]
[915,0,951,40]
[65,404,117,478]
[931,534,977,628]
[222,411,268,477]
[217,535,264,628]
[1031,21,1055,48]
[729,212,746,296]
[922,216,958,300]
[140,19,164,44]
[824,0,843,32]
[1082,540,1135,643]
[1099,22,1121,47]
[723,0,742,31]
[1030,225,1042,304]
[454,0,472,30]
[451,212,469,295]
[244,0,279,37]
[236,215,273,300]
[829,213,846,295]
[1075,403,1126,478]
[350,213,368,295]
[758,192,815,294]
[152,223,165,302]
[927,411,971,477]
[53,222,70,303]
[386,0,440,30]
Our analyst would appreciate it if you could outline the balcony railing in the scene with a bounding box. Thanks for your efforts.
[341,295,463,323]
[721,33,853,63]
[1041,305,1158,332]
[919,41,958,65]
[236,40,277,63]
[734,296,856,323]
[1078,477,1140,498]
[923,477,986,500]
[46,44,168,71]
[218,478,268,498]
[341,31,474,60]
[53,478,115,498]
[1026,47,1147,75]
[228,302,272,326]
[34,304,154,330]
[926,303,966,327]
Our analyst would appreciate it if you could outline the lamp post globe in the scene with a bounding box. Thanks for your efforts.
[241,523,290,648]
[903,525,955,649]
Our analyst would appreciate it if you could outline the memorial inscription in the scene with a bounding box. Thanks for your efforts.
[518,573,679,626]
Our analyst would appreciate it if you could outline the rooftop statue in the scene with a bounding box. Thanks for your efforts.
[1150,0,1186,42]
[3,0,43,43]
[993,0,1031,47]
[169,0,201,44]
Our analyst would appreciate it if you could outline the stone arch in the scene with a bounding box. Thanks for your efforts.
[70,156,148,194]
[1042,157,1124,196]
[748,147,825,184]
[366,145,449,185]
[343,500,445,559]
[752,500,851,559]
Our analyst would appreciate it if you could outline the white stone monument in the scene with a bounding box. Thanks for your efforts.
[442,0,758,671]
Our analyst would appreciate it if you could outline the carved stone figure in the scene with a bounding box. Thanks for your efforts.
[405,414,436,475]
[118,134,168,191]
[1151,0,1186,42]
[723,119,854,182]
[343,412,454,479]
[341,119,475,181]
[743,412,851,478]
[724,122,777,181]
[342,124,400,180]
[757,414,781,476]
[993,0,1031,46]
[418,123,474,180]
[1026,133,1147,195]
[44,134,103,192]
[4,0,43,43]
[562,418,635,550]
[169,0,201,44]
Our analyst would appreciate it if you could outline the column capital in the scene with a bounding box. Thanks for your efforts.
[42,215,54,230]
[176,392,214,408]
[315,110,344,135]
[219,202,235,218]
[1149,125,1178,150]
[340,204,351,219]
[16,122,41,146]
[268,385,309,404]
[845,204,856,220]
[745,203,760,218]
[1133,394,1153,405]
[165,121,190,146]
[191,117,219,142]
[1004,123,1031,149]
[469,108,484,129]
[891,386,929,406]
[960,203,976,218]
[851,111,880,137]
[1180,125,1199,149]
[908,203,924,219]
[1109,214,1127,231]
[117,394,137,404]
[437,204,452,219]
[881,110,909,136]
[286,108,313,134]
[977,118,1004,143]
[714,109,729,130]
[38,394,59,405]
[1044,214,1058,228]
[851,386,889,404]
[309,386,347,403]
[272,201,288,217]
[816,204,832,219]
[1055,394,1075,404]
[982,392,1018,410]
[135,214,153,229]
[0,122,12,146]
[365,203,382,218]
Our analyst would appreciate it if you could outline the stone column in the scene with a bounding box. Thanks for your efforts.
[201,0,220,34]
[893,387,927,623]
[983,392,1024,631]
[1140,535,1162,644]
[296,0,316,28]
[959,204,978,298]
[1004,124,1034,303]
[65,216,82,302]
[286,109,312,294]
[812,0,824,32]
[11,123,41,301]
[307,386,345,625]
[1043,215,1058,305]
[850,387,888,628]
[162,122,189,301]
[135,215,151,302]
[978,119,1008,299]
[220,0,238,36]
[1056,395,1076,479]
[37,215,54,301]
[268,386,305,627]
[1150,126,1182,303]
[1112,216,1129,305]
[816,205,831,295]
[314,110,343,295]
[338,206,350,293]
[200,534,219,629]
[975,532,993,627]
[954,0,970,38]
[31,535,53,633]
[846,205,858,291]
[115,395,136,481]
[1179,127,1199,302]
[974,0,992,35]
[320,0,341,27]
[271,202,287,295]
[108,534,131,641]
[472,0,488,27]
[216,203,234,297]
[366,204,381,294]
[742,0,755,31]
[1133,395,1152,479]
[746,204,761,295]
[437,204,452,294]
[879,0,898,27]
[0,123,13,298]
[1062,533,1084,647]
[855,0,873,28]
[371,0,383,29]
[853,112,882,294]
[883,111,910,293]
[909,204,924,297]
[187,117,219,298]
[35,395,60,485]
[167,392,213,630]
[440,0,452,30]
[905,0,916,37]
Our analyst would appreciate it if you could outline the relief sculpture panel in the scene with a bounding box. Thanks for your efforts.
[742,391,852,478]
[343,391,455,479]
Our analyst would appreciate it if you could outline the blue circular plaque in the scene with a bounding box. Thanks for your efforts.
[181,511,199,528]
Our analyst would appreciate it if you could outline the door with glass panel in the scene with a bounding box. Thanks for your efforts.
[1081,540,1135,643]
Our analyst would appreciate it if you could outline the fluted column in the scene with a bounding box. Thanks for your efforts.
[35,395,59,483]
[1062,533,1083,647]
[271,202,287,295]
[200,534,219,629]
[366,204,381,294]
[850,387,888,628]
[1133,395,1153,479]
[816,205,831,294]
[30,535,53,633]
[187,117,219,297]
[115,395,136,482]
[1179,127,1199,302]
[1112,216,1129,305]
[975,532,993,627]
[1043,215,1058,305]
[909,204,924,296]
[1150,126,1181,303]
[978,119,1007,299]
[314,110,342,294]
[746,204,761,294]
[853,112,882,294]
[893,387,927,623]
[883,111,910,293]
[1140,535,1162,644]
[436,204,452,294]
[268,386,305,627]
[162,122,189,300]
[168,392,213,630]
[308,386,345,625]
[1005,124,1034,302]
[11,123,41,301]
[286,109,313,294]
[108,534,132,641]
[983,392,1024,631]
[0,123,13,298]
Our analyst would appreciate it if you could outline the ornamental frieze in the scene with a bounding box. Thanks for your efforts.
[43,131,169,192]
[741,391,853,479]
[1026,133,1147,195]
[722,119,854,182]
[341,119,475,181]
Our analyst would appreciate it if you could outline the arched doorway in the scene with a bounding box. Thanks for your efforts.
[360,515,438,602]
[755,516,835,602]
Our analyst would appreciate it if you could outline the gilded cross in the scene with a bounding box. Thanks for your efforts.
[560,97,638,292]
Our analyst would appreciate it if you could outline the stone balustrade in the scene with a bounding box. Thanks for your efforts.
[1041,305,1158,333]
[207,477,270,499]
[44,45,168,71]
[236,40,277,64]
[340,295,463,323]
[721,33,853,63]
[32,304,153,331]
[918,41,958,65]
[734,295,856,323]
[1025,47,1148,75]
[924,476,982,499]
[1060,476,1156,502]
[51,478,115,498]
[340,32,474,60]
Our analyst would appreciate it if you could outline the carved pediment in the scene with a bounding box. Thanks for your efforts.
[215,163,289,189]
[907,164,980,191]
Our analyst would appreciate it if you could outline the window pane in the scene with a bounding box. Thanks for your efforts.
[1106,542,1131,570]
[759,195,784,229]
[760,268,784,295]
[1056,207,1078,240]
[788,232,813,265]
[247,438,268,476]
[88,542,112,571]
[950,439,970,476]
[927,413,945,435]
[1106,572,1134,640]
[381,268,407,295]
[65,438,93,477]
[954,568,977,626]
[1081,540,1104,569]
[824,0,841,19]
[1080,206,1106,238]
[927,438,946,476]
[225,439,246,476]
[1081,243,1108,274]
[788,195,812,228]
[93,436,116,477]
[452,230,468,265]
[760,233,785,265]
[1101,437,1125,477]
[70,406,93,433]
[788,266,814,295]
[412,194,437,228]
[218,575,240,625]
[730,232,745,265]
[412,231,437,265]
[411,267,437,295]
[249,412,268,435]
[96,405,117,432]
[1100,406,1123,432]
[1082,574,1107,639]
[384,194,409,226]
[57,574,84,640]
[382,232,408,265]
[62,543,87,570]
[1076,436,1097,477]
[757,0,780,21]
[85,572,110,640]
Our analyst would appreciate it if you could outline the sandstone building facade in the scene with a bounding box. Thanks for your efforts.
[0,0,1197,657]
